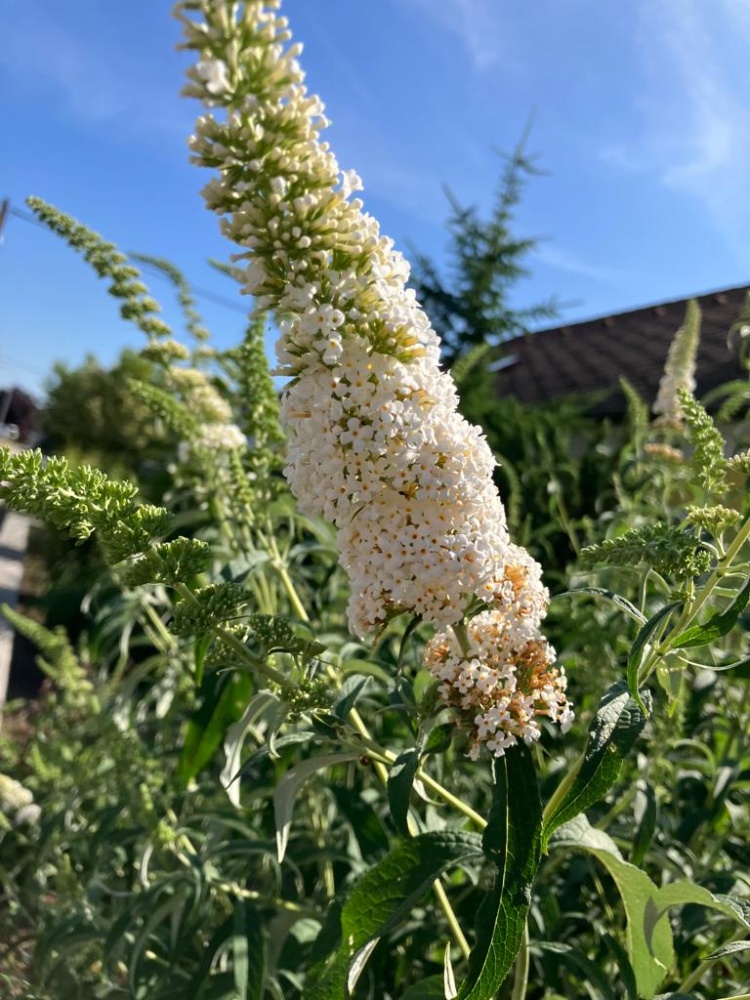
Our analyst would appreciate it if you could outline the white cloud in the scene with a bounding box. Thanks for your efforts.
[402,0,506,72]
[601,0,750,261]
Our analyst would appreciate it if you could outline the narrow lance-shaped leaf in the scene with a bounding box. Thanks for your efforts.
[542,681,651,849]
[556,587,647,626]
[178,671,252,786]
[627,602,680,713]
[305,831,484,1000]
[274,752,362,863]
[456,745,542,1000]
[220,691,279,807]
[232,899,265,1000]
[670,576,750,649]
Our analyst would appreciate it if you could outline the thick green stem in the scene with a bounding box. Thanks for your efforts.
[345,698,472,958]
[433,879,471,960]
[263,527,310,622]
[451,620,472,657]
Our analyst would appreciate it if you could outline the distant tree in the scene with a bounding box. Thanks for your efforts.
[409,137,557,367]
[42,350,166,480]
[0,386,39,441]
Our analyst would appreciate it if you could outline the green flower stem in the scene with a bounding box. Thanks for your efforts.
[638,512,750,685]
[433,878,471,960]
[215,626,289,687]
[668,512,750,637]
[263,526,310,622]
[510,920,530,1000]
[174,582,289,688]
[344,699,487,829]
[542,756,584,826]
[276,562,309,622]
[451,620,472,657]
[415,767,488,829]
[142,602,177,652]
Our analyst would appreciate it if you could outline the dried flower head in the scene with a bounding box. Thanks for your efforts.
[424,611,573,760]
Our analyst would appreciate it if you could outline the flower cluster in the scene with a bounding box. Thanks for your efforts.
[424,611,573,759]
[0,774,41,828]
[178,0,572,753]
[643,442,686,464]
[653,300,701,428]
[167,367,246,456]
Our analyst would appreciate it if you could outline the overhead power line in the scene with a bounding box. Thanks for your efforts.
[5,202,249,316]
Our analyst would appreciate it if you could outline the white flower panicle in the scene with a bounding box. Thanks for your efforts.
[0,774,41,827]
[653,299,701,428]
[424,612,573,760]
[178,0,572,754]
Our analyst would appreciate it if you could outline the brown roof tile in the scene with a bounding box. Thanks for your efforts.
[493,284,749,414]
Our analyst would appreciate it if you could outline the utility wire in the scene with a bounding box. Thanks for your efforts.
[6,204,249,316]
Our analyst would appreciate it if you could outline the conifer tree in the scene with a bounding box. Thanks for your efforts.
[409,136,557,367]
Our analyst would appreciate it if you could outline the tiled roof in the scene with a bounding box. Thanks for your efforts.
[493,284,749,414]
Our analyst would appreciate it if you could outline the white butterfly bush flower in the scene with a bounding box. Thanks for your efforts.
[653,299,701,428]
[0,774,41,827]
[177,0,572,755]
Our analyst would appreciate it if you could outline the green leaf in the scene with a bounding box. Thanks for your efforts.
[585,851,672,1000]
[387,747,420,837]
[179,671,252,786]
[631,782,658,867]
[274,752,361,862]
[556,587,647,625]
[423,722,454,755]
[537,942,618,1000]
[542,681,650,848]
[232,899,265,1000]
[332,674,370,720]
[456,746,542,1000]
[627,603,680,712]
[548,814,623,858]
[670,576,750,649]
[576,849,750,999]
[306,831,483,999]
[704,940,750,960]
[221,691,280,806]
[399,977,446,999]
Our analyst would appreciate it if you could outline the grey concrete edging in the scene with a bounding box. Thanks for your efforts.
[0,509,31,712]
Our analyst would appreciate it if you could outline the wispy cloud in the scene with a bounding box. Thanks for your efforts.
[0,4,185,135]
[534,245,625,285]
[402,0,507,72]
[600,0,750,261]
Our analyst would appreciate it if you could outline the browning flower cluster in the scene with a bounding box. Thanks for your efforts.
[424,610,573,759]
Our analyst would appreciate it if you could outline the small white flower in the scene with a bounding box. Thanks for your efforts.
[196,58,230,95]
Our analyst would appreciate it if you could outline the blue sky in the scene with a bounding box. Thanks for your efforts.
[2,0,750,396]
